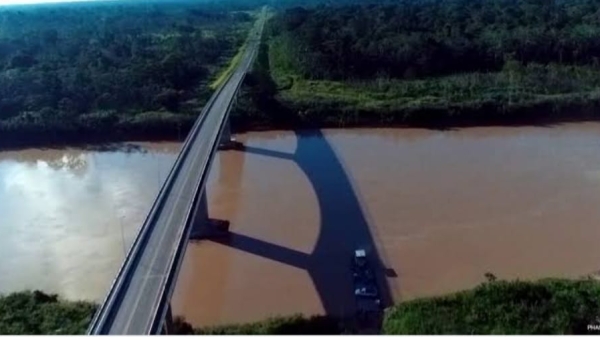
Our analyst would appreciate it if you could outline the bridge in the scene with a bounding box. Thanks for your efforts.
[87,9,266,335]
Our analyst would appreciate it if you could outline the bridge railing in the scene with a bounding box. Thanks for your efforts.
[87,59,239,335]
[87,9,265,333]
[147,53,255,334]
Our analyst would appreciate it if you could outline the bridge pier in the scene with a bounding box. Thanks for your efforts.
[218,117,243,150]
[217,118,241,151]
[218,118,234,148]
[218,94,244,151]
[160,304,174,334]
[189,190,229,240]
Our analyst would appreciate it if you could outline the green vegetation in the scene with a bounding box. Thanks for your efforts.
[0,291,96,335]
[177,278,600,335]
[383,278,600,335]
[4,279,600,334]
[269,0,600,80]
[7,0,600,146]
[190,315,342,335]
[231,0,600,130]
[0,291,341,335]
[190,278,600,335]
[208,10,268,90]
[0,1,253,148]
[209,41,247,90]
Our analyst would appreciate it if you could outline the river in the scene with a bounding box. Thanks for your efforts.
[1,124,600,327]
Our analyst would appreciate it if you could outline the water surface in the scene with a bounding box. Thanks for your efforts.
[0,124,599,327]
[0,143,180,300]
[173,123,600,326]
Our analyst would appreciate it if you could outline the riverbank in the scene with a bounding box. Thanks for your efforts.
[5,278,600,334]
[4,45,600,151]
[383,278,600,335]
[187,278,600,334]
[3,88,600,151]
[3,127,600,331]
[0,111,196,150]
[0,291,95,335]
[256,0,600,132]
[231,69,600,133]
[4,48,600,150]
[228,35,600,133]
[5,0,600,151]
[0,2,253,151]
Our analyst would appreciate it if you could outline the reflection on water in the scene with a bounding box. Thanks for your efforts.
[1,124,600,327]
[0,142,180,301]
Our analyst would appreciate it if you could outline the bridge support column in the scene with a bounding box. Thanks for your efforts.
[160,304,174,334]
[219,118,233,146]
[218,91,245,151]
[189,190,229,240]
[218,118,243,151]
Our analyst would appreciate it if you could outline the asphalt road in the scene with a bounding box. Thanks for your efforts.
[88,10,265,335]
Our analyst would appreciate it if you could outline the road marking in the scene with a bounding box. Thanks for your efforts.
[121,136,205,333]
[111,16,265,334]
[120,50,255,333]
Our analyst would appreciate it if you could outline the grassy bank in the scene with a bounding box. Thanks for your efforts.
[0,291,96,335]
[229,39,600,132]
[0,110,197,149]
[383,278,600,335]
[273,69,600,129]
[4,279,600,334]
[190,315,343,335]
[182,279,600,335]
[188,278,600,335]
[0,291,341,335]
[209,41,247,90]
[227,0,600,132]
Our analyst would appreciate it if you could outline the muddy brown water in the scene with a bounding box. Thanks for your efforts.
[1,124,600,327]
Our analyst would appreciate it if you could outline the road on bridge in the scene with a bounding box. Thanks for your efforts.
[88,8,267,335]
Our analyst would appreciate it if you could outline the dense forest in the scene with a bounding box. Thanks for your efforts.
[3,0,600,147]
[269,0,600,80]
[0,1,252,148]
[6,0,599,147]
[230,0,600,130]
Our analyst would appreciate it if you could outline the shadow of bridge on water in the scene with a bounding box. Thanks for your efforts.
[203,130,395,325]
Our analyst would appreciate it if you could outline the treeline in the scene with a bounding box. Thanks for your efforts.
[227,0,600,131]
[269,0,600,80]
[0,1,252,148]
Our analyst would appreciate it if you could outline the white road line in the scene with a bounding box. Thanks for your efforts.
[107,14,265,333]
[124,73,239,333]
[121,139,204,332]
